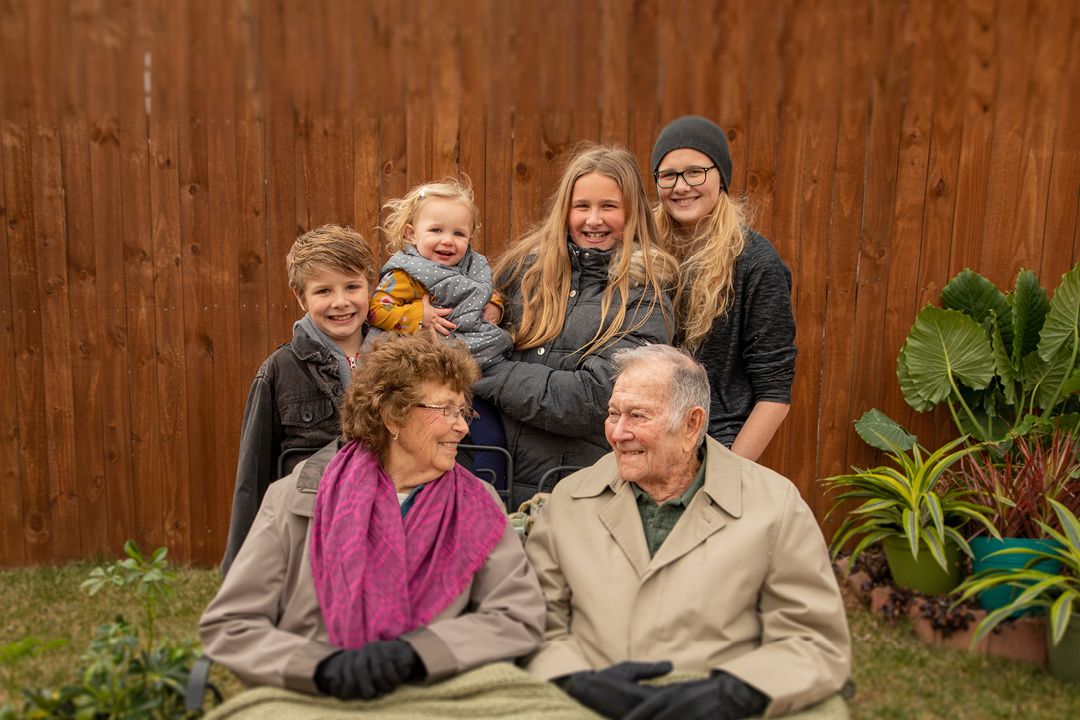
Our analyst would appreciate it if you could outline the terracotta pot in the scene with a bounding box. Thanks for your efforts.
[882,535,961,595]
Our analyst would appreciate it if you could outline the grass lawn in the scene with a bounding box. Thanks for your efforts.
[2,562,1079,718]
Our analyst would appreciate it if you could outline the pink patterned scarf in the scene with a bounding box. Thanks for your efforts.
[309,441,507,649]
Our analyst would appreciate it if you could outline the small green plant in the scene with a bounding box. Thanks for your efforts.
[10,541,208,719]
[823,409,999,572]
[0,637,68,718]
[952,499,1080,646]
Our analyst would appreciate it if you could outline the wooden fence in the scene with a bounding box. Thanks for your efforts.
[1,0,1077,567]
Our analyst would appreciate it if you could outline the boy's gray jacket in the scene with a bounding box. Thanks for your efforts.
[201,442,546,691]
[475,243,673,504]
[383,246,512,369]
[222,326,347,576]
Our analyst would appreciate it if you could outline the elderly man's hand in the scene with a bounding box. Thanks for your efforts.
[313,640,425,700]
[621,671,769,720]
[556,660,673,719]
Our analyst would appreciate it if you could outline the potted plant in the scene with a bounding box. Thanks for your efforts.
[952,499,1080,683]
[960,426,1080,610]
[823,410,999,595]
[896,264,1080,442]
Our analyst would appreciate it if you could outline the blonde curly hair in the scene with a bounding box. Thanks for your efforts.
[380,178,481,254]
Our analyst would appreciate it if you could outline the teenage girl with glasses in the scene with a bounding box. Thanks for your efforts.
[651,116,796,461]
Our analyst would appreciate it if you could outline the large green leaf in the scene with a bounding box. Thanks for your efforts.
[1049,594,1076,645]
[853,409,916,453]
[941,269,1012,344]
[991,323,1019,408]
[1038,264,1080,363]
[1027,343,1075,411]
[897,345,936,412]
[1011,269,1049,361]
[1061,366,1080,397]
[903,306,995,403]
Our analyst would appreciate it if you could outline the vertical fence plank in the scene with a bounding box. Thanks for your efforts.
[977,0,1036,287]
[948,0,997,277]
[31,126,82,560]
[0,123,28,566]
[59,118,109,558]
[1044,3,1080,277]
[178,0,215,564]
[841,0,907,473]
[148,119,193,561]
[4,120,53,563]
[116,7,164,553]
[878,0,936,436]
[777,5,841,504]
[814,2,874,519]
[1021,0,1077,283]
[482,1,512,256]
[457,0,487,251]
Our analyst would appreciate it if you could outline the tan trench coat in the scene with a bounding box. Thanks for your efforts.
[524,436,852,718]
[200,442,546,693]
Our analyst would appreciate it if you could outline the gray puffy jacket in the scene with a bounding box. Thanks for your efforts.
[474,242,673,506]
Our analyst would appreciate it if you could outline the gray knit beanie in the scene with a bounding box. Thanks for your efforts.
[651,116,732,191]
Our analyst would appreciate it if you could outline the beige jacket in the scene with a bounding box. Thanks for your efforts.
[200,442,546,693]
[524,437,851,718]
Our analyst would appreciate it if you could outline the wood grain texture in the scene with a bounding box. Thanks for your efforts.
[2,0,1078,565]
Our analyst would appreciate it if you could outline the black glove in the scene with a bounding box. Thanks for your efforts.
[556,660,673,719]
[622,671,770,720]
[313,640,426,700]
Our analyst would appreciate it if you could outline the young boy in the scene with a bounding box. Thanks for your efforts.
[221,224,375,576]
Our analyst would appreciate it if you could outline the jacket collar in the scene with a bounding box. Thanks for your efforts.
[572,436,745,579]
[289,323,369,364]
[286,439,343,518]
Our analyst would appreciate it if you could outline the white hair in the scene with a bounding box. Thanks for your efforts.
[612,344,710,443]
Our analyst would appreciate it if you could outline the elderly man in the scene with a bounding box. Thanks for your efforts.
[525,345,851,720]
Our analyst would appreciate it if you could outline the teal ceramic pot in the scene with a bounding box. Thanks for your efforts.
[970,537,1061,613]
[882,535,962,595]
[1048,616,1080,683]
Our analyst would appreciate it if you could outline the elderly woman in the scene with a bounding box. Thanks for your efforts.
[199,332,545,700]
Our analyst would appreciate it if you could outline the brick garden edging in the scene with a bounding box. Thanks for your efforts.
[837,555,1047,666]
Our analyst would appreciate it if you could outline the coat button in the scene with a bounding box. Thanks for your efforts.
[569,289,577,298]
[537,348,545,355]
[302,410,313,422]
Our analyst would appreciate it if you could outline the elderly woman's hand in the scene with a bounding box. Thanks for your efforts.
[314,640,426,700]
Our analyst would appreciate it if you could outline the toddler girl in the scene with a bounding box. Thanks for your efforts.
[369,179,512,370]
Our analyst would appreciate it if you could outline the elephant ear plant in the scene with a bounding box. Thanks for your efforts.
[897,264,1080,442]
[823,409,999,573]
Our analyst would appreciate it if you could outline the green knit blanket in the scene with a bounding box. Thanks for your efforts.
[204,662,601,720]
[204,663,849,720]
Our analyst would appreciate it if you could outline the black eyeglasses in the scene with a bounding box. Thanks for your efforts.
[653,165,717,189]
[415,403,480,425]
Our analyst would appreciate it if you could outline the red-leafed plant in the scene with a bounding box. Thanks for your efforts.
[961,427,1080,538]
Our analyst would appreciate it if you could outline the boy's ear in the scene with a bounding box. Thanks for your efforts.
[292,288,308,313]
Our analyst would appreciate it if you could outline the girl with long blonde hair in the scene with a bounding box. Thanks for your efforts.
[652,116,796,461]
[475,144,676,501]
